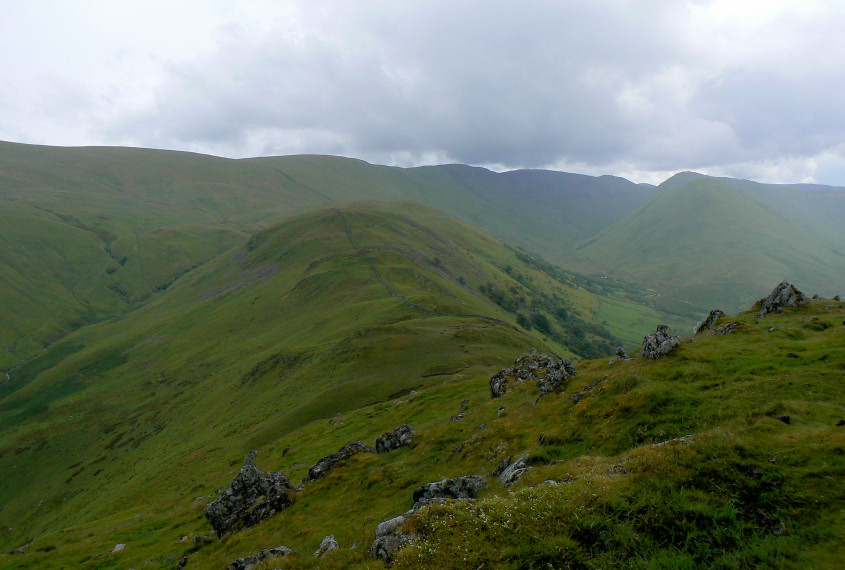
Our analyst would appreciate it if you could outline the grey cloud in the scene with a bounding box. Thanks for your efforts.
[694,69,845,158]
[111,1,684,168]
[27,1,845,185]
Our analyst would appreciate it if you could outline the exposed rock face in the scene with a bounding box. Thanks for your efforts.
[412,475,487,507]
[227,546,294,570]
[758,281,807,318]
[370,514,417,563]
[375,425,416,453]
[304,441,376,483]
[206,453,293,536]
[696,309,726,334]
[641,325,681,359]
[489,352,576,398]
[314,535,339,557]
[497,453,531,487]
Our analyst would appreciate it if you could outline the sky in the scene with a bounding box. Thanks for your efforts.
[2,0,845,186]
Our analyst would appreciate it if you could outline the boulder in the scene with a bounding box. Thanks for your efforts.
[712,322,742,336]
[641,325,681,359]
[609,346,633,367]
[375,425,416,453]
[370,514,417,563]
[412,475,487,507]
[695,309,726,334]
[206,453,293,536]
[489,352,576,398]
[304,441,376,483]
[757,281,807,318]
[314,535,339,557]
[497,453,531,487]
[227,546,294,570]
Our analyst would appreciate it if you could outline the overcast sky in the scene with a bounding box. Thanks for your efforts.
[2,0,845,185]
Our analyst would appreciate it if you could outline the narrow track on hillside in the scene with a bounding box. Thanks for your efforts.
[335,210,527,334]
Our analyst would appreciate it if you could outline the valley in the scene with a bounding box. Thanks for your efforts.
[0,142,843,568]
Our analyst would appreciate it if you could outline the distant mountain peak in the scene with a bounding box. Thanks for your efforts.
[658,171,708,190]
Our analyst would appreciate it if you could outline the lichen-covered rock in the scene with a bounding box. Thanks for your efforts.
[489,352,576,398]
[412,475,487,507]
[314,535,339,557]
[695,309,726,334]
[375,425,415,453]
[370,514,417,563]
[641,325,681,359]
[206,453,293,536]
[227,545,294,570]
[757,281,807,318]
[497,453,531,487]
[304,441,376,483]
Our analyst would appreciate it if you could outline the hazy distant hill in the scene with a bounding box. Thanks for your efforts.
[577,175,845,311]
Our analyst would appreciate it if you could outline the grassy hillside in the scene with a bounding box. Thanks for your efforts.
[576,177,845,312]
[0,201,684,566]
[0,141,658,369]
[1,282,841,568]
[661,172,845,250]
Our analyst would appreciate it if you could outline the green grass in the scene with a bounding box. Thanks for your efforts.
[1,201,679,566]
[0,142,662,369]
[0,244,842,569]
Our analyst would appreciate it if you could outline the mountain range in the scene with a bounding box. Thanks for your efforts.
[0,141,843,568]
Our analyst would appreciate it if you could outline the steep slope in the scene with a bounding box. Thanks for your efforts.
[0,141,656,368]
[0,201,682,564]
[576,177,845,311]
[660,172,845,248]
[2,287,842,568]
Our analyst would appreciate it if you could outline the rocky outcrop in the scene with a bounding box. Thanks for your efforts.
[375,425,415,453]
[304,441,376,483]
[370,514,417,563]
[227,546,294,570]
[695,309,726,334]
[757,281,807,318]
[712,321,742,336]
[412,475,487,507]
[314,535,339,557]
[641,325,681,359]
[370,473,486,562]
[206,453,293,536]
[497,453,531,487]
[489,352,576,398]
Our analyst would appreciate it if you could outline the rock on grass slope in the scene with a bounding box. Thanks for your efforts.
[181,293,845,569]
[1,278,842,568]
[0,201,682,567]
